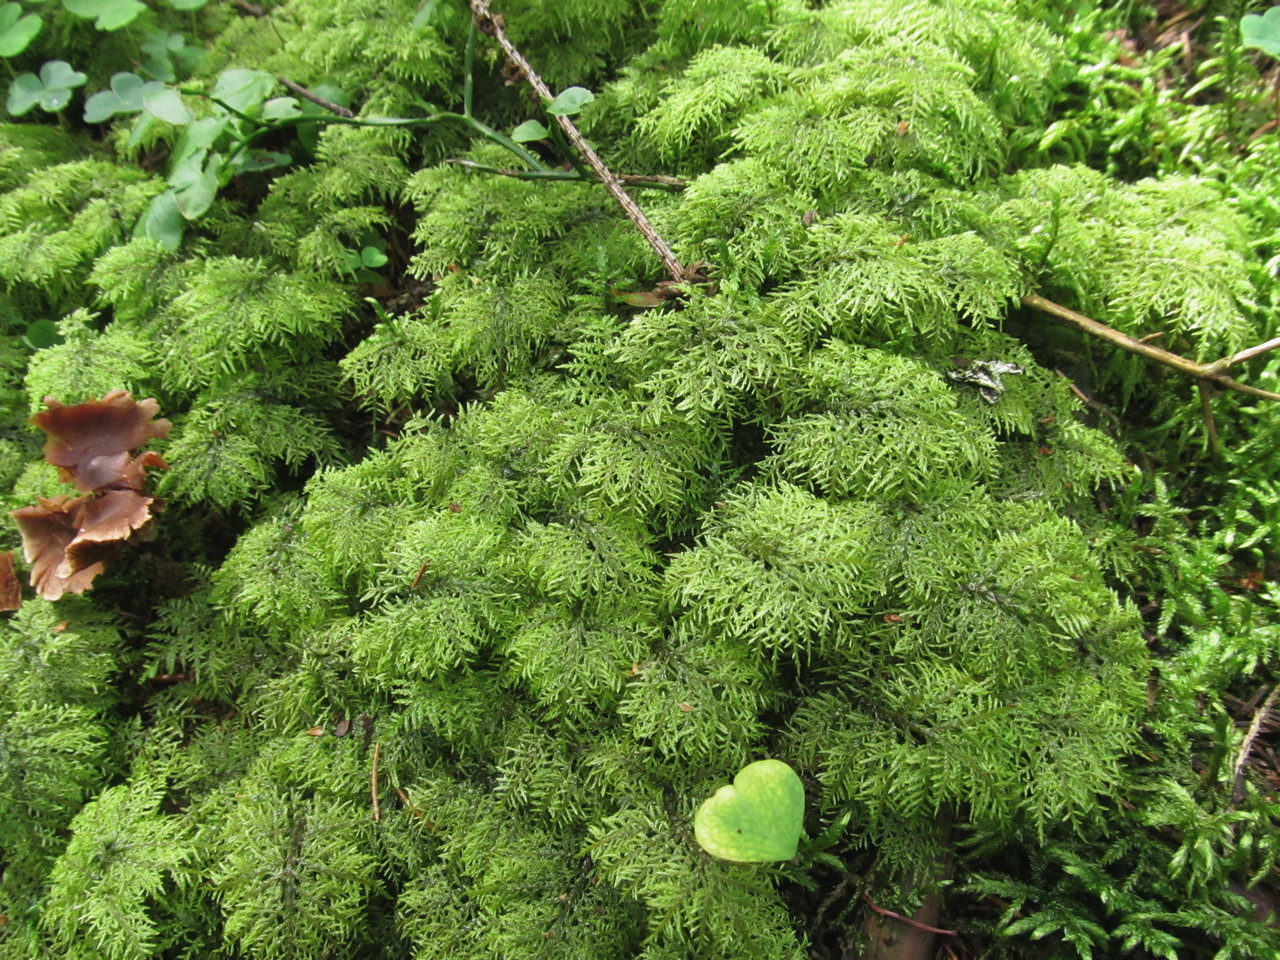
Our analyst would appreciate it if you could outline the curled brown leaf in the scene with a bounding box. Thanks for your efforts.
[33,390,171,493]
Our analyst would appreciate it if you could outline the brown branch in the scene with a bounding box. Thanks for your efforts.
[1208,336,1280,373]
[861,893,958,937]
[469,0,693,284]
[371,740,382,821]
[1022,294,1280,403]
[1232,685,1280,805]
[230,0,267,16]
[445,157,688,190]
[277,77,355,119]
[1198,381,1224,463]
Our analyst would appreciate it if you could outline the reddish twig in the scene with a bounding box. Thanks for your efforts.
[230,0,267,16]
[468,0,693,284]
[1022,294,1280,403]
[861,893,958,937]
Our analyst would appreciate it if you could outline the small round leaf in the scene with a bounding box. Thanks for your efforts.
[693,759,805,863]
[512,118,550,142]
[546,85,594,116]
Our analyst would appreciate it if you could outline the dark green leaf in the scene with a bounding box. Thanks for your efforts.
[135,189,185,251]
[23,319,63,350]
[170,151,222,219]
[231,150,292,173]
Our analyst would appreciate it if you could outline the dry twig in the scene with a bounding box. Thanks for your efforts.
[277,77,356,118]
[468,0,694,284]
[1022,294,1280,403]
[1232,685,1280,805]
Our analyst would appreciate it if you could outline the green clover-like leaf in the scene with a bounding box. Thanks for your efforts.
[83,71,155,123]
[547,85,594,116]
[512,118,550,142]
[141,31,200,82]
[1242,7,1280,59]
[0,3,42,58]
[165,0,208,9]
[62,0,145,31]
[7,60,86,115]
[693,759,805,862]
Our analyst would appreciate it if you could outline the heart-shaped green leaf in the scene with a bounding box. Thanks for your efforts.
[1242,7,1280,59]
[0,3,42,58]
[547,85,594,117]
[62,0,145,31]
[693,759,804,862]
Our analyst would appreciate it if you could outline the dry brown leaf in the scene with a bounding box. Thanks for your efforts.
[33,391,170,493]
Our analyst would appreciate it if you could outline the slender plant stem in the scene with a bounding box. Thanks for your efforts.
[1021,294,1280,403]
[371,740,382,821]
[221,109,545,171]
[468,0,693,283]
[446,158,687,190]
[463,19,476,118]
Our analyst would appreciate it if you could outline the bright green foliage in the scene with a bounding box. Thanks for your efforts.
[0,1,1278,959]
